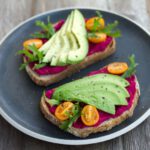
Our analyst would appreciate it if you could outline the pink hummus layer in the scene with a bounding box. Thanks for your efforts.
[45,68,136,129]
[28,20,113,75]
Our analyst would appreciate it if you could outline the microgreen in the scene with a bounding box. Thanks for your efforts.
[89,11,121,38]
[122,54,138,78]
[17,44,45,70]
[59,102,81,130]
[89,20,121,38]
[19,62,29,70]
[46,99,61,106]
[101,20,121,37]
[92,18,101,32]
[31,16,55,39]
[33,63,46,70]
[96,10,103,18]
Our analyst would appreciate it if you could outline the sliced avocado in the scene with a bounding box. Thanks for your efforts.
[68,33,78,49]
[41,10,88,65]
[67,9,88,64]
[54,74,129,95]
[58,83,129,105]
[57,11,79,66]
[43,31,62,63]
[66,11,78,49]
[39,32,58,54]
[51,12,74,66]
[52,73,130,114]
[43,14,71,63]
[53,90,118,114]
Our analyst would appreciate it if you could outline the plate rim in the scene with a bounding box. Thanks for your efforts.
[0,6,150,145]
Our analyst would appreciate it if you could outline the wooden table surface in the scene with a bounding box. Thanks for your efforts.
[0,0,150,149]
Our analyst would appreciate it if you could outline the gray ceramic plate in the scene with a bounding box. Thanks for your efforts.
[0,7,150,145]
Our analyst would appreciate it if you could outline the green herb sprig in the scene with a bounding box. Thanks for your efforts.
[96,10,103,18]
[101,21,121,37]
[17,44,46,70]
[31,17,55,39]
[122,54,138,78]
[59,103,81,130]
[88,11,121,38]
[46,98,61,106]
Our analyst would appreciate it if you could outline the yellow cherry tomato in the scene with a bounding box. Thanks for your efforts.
[81,105,99,126]
[88,32,107,43]
[23,39,43,49]
[107,62,128,75]
[86,17,105,31]
[55,102,74,121]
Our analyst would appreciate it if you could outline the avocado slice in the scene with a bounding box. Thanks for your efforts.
[56,12,75,66]
[40,10,88,65]
[54,74,129,95]
[42,13,71,63]
[67,9,88,64]
[39,32,58,54]
[50,14,73,66]
[53,90,118,114]
[58,83,129,105]
[52,74,130,114]
[57,11,79,66]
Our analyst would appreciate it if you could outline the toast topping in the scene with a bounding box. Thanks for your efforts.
[81,105,99,126]
[40,9,89,65]
[44,55,138,129]
[88,33,107,43]
[86,17,105,31]
[23,39,43,49]
[18,10,120,73]
[55,102,74,121]
[107,62,128,75]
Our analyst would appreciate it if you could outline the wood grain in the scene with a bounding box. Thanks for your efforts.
[0,0,150,149]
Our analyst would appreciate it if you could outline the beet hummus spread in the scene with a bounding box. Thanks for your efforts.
[28,20,113,76]
[45,67,136,129]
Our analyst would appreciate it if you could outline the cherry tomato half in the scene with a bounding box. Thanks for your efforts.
[107,62,128,75]
[23,39,43,49]
[86,17,105,31]
[88,32,107,43]
[55,102,74,121]
[81,105,99,126]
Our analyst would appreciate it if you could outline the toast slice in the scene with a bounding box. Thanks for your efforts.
[24,38,116,86]
[40,70,140,138]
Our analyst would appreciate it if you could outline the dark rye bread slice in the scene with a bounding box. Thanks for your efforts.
[24,38,116,86]
[40,76,140,138]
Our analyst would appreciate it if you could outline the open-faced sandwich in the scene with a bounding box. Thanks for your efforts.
[18,9,121,86]
[40,55,140,137]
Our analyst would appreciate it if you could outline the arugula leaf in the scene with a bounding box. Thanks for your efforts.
[47,16,55,37]
[46,99,61,106]
[122,54,138,78]
[18,44,45,70]
[89,11,121,38]
[87,32,97,38]
[30,32,48,39]
[89,20,121,38]
[31,16,55,39]
[42,90,46,97]
[96,10,103,18]
[101,20,121,37]
[33,63,46,69]
[27,44,44,63]
[19,62,29,70]
[59,103,81,130]
[92,18,101,32]
[17,49,36,61]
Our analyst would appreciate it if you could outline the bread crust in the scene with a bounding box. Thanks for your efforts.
[40,77,140,138]
[24,38,116,86]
